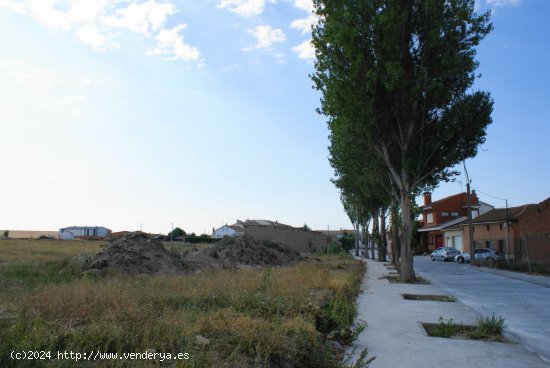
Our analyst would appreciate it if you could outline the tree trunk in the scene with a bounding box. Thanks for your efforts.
[361,218,369,258]
[354,222,360,257]
[371,210,378,260]
[390,203,400,266]
[399,191,416,282]
[380,207,387,262]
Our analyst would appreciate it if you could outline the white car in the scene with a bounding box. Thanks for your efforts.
[455,249,504,264]
[455,252,470,263]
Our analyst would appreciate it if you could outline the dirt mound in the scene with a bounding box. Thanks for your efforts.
[182,235,303,271]
[84,233,302,275]
[85,233,184,275]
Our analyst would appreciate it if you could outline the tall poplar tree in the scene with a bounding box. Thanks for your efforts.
[312,0,493,281]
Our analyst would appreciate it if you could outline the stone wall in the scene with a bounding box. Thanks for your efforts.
[244,225,331,253]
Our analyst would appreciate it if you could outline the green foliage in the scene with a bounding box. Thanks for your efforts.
[2,230,8,238]
[343,347,376,368]
[340,234,355,251]
[428,315,506,341]
[431,317,463,338]
[312,0,494,281]
[186,235,216,244]
[167,226,186,239]
[302,223,312,232]
[316,243,345,255]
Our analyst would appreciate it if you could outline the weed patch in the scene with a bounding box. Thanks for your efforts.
[422,315,507,342]
[0,241,370,368]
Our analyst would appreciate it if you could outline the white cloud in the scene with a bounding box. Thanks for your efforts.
[290,14,317,34]
[102,0,177,36]
[0,0,200,63]
[292,39,314,59]
[293,0,314,13]
[147,24,200,61]
[485,0,522,6]
[0,0,26,13]
[217,0,275,17]
[27,0,74,31]
[76,24,117,51]
[248,25,286,49]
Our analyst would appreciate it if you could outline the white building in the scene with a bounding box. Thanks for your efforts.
[59,226,111,240]
[212,223,244,239]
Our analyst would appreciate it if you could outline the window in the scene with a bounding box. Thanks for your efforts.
[485,240,491,248]
[441,211,449,217]
[486,225,490,231]
[472,210,479,219]
[498,240,504,252]
[426,212,434,223]
[499,223,503,230]
[451,212,459,217]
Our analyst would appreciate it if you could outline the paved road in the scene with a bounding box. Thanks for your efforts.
[414,256,550,363]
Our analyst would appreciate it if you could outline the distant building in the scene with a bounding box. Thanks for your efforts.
[59,226,111,240]
[212,223,245,239]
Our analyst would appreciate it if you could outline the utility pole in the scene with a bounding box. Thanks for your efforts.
[463,161,476,266]
[505,199,511,265]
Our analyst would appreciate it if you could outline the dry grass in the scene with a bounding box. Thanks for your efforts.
[0,239,102,264]
[0,240,365,368]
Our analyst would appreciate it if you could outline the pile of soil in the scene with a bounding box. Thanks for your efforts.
[84,233,302,275]
[182,235,303,271]
[85,233,184,275]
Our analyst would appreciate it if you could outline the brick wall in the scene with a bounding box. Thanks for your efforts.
[516,198,550,264]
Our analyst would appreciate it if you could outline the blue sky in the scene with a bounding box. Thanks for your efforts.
[0,0,548,235]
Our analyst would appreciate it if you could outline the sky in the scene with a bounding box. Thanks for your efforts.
[0,0,549,235]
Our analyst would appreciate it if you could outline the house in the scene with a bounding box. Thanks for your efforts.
[59,226,111,240]
[212,223,245,238]
[460,206,529,260]
[459,198,550,263]
[417,192,493,252]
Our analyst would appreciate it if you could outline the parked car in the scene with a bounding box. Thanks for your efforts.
[455,249,504,264]
[431,247,461,262]
[455,252,470,263]
[475,248,504,263]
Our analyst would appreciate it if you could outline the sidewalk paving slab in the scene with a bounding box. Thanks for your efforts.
[347,259,549,368]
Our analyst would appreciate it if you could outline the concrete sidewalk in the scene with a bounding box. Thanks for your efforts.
[347,259,549,368]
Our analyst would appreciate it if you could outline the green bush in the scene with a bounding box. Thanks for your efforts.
[340,234,355,251]
[316,243,345,255]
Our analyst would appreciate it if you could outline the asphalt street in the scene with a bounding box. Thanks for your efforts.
[414,255,550,362]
